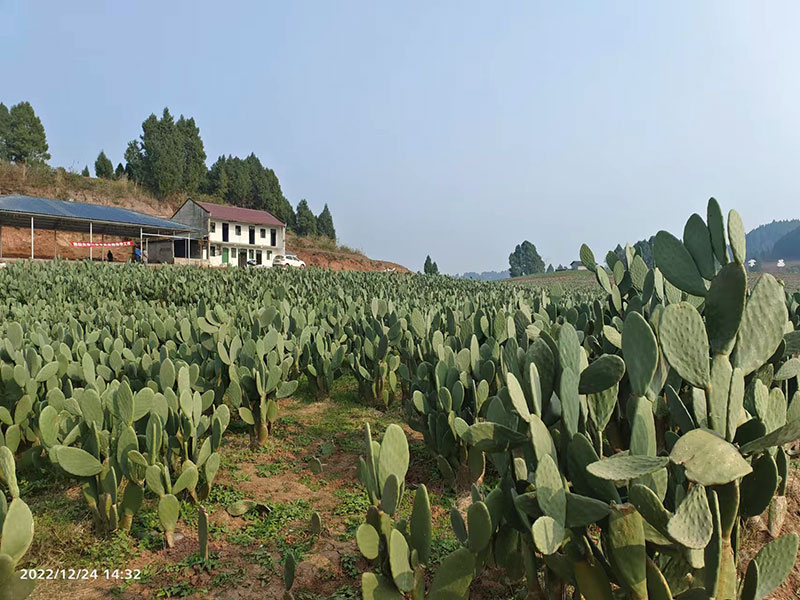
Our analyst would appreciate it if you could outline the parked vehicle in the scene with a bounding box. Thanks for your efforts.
[273,253,306,268]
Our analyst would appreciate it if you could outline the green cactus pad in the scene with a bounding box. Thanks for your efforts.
[629,483,672,538]
[682,213,715,280]
[536,454,566,525]
[0,447,19,500]
[578,354,626,395]
[667,483,713,549]
[707,197,728,265]
[506,372,531,422]
[586,454,669,482]
[739,419,800,455]
[461,422,527,453]
[565,492,610,527]
[356,523,380,560]
[733,273,788,376]
[388,529,414,592]
[380,473,400,515]
[606,504,648,600]
[658,302,710,389]
[704,262,747,355]
[645,557,673,600]
[727,209,746,265]
[653,230,708,296]
[427,547,475,599]
[532,515,564,555]
[409,485,431,565]
[56,446,103,477]
[360,572,403,600]
[283,552,296,590]
[227,500,258,516]
[740,453,779,517]
[0,498,34,563]
[157,494,179,544]
[467,501,492,553]
[670,429,752,486]
[752,533,799,600]
[377,424,409,492]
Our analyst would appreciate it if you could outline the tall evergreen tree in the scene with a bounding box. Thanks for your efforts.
[0,103,8,160]
[5,101,50,163]
[423,255,439,274]
[295,199,317,236]
[124,140,144,183]
[115,162,125,179]
[140,108,183,196]
[508,241,545,277]
[81,165,90,177]
[317,204,336,239]
[95,150,114,178]
[176,115,207,193]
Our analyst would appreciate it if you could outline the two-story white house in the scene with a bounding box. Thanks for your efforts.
[171,199,286,267]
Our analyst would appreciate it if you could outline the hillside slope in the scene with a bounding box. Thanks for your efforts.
[746,219,800,259]
[0,163,407,271]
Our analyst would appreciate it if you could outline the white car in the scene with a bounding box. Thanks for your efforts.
[273,253,306,268]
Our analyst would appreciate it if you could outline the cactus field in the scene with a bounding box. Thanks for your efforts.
[1,198,800,599]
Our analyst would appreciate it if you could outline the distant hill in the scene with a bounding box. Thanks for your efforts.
[456,270,509,281]
[770,226,800,260]
[746,219,800,259]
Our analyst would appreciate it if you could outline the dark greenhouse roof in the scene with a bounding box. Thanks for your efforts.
[0,194,202,234]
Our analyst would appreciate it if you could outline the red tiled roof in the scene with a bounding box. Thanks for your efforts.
[195,201,285,227]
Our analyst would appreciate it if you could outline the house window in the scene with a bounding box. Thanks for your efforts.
[231,248,237,259]
[210,245,216,257]
[248,249,254,259]
[256,250,262,265]
[260,228,266,239]
[267,250,272,261]
[270,228,276,246]
[235,225,241,236]
[210,221,216,233]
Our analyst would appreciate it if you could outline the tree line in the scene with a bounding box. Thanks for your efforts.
[0,101,336,240]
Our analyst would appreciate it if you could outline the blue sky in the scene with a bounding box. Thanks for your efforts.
[3,1,800,273]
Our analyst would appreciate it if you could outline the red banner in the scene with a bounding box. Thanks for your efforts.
[70,240,135,248]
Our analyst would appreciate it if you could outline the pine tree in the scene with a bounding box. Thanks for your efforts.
[81,166,90,177]
[140,108,183,196]
[124,140,144,183]
[317,204,336,239]
[5,101,50,163]
[115,163,125,179]
[0,103,8,160]
[176,115,207,193]
[546,264,554,273]
[295,200,317,236]
[424,255,439,274]
[95,150,114,178]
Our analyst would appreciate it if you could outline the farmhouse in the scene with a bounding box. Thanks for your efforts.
[570,260,586,270]
[171,199,286,267]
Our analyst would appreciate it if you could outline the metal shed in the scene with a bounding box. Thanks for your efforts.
[0,194,203,262]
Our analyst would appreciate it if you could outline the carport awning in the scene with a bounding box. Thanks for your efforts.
[0,194,204,237]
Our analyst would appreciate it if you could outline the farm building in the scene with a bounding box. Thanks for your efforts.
[570,260,586,270]
[169,199,286,267]
[0,194,202,263]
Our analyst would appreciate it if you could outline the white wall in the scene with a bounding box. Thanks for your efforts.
[206,219,286,267]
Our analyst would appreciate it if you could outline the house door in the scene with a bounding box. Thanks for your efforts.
[222,223,229,242]
[222,247,229,264]
[238,251,247,267]
[249,226,255,244]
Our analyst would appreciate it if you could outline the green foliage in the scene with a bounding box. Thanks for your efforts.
[317,204,336,240]
[295,199,317,236]
[81,165,90,177]
[423,255,439,275]
[508,240,545,277]
[1,101,50,164]
[94,150,114,179]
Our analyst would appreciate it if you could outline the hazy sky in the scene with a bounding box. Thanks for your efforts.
[3,2,800,273]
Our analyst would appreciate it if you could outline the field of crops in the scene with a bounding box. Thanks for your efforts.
[1,198,800,600]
